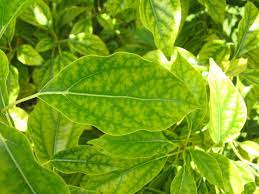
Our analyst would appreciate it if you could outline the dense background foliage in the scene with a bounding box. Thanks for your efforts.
[0,0,258,193]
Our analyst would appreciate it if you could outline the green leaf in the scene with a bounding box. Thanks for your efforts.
[71,18,93,35]
[51,145,128,175]
[68,33,109,56]
[36,37,54,52]
[238,141,259,158]
[143,50,172,70]
[211,153,248,194]
[0,0,31,38]
[240,69,259,86]
[190,149,224,188]
[80,155,167,194]
[0,122,70,194]
[106,0,137,16]
[0,50,9,123]
[170,167,197,194]
[236,2,259,57]
[58,6,86,27]
[7,65,20,104]
[139,0,181,57]
[38,52,198,135]
[208,59,247,144]
[197,40,231,65]
[17,44,44,66]
[19,0,52,28]
[27,101,85,163]
[197,0,226,23]
[171,51,207,130]
[89,131,176,159]
[0,50,9,109]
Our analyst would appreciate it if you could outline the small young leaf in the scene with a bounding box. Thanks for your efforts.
[68,33,109,56]
[0,122,70,194]
[17,44,44,66]
[208,59,247,144]
[170,167,197,194]
[190,149,224,188]
[51,145,127,175]
[80,155,167,194]
[36,37,54,52]
[38,52,198,135]
[27,101,86,163]
[89,131,176,159]
[139,0,181,57]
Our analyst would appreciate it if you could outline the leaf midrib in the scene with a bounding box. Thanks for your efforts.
[38,91,191,103]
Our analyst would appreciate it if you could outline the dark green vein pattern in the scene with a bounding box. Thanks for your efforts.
[39,52,198,135]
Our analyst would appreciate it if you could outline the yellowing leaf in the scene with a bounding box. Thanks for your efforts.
[208,59,247,144]
[139,0,181,57]
[38,52,198,135]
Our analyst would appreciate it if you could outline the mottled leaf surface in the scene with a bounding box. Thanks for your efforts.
[80,155,167,194]
[0,122,70,194]
[208,60,247,144]
[51,145,126,175]
[89,131,175,159]
[139,0,181,57]
[171,52,207,130]
[39,52,198,135]
[27,101,85,163]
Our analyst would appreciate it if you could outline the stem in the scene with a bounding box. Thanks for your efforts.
[1,93,39,112]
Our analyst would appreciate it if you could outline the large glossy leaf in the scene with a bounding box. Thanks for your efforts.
[27,101,86,163]
[236,2,259,57]
[0,0,31,37]
[171,52,207,130]
[80,155,167,194]
[51,145,129,175]
[38,52,198,135]
[190,149,223,188]
[208,60,247,144]
[197,0,226,23]
[89,131,176,159]
[69,185,95,194]
[139,0,181,57]
[170,167,197,194]
[17,44,44,66]
[0,122,70,194]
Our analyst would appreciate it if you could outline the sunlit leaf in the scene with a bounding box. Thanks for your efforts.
[38,52,198,135]
[208,59,247,144]
[139,0,181,57]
